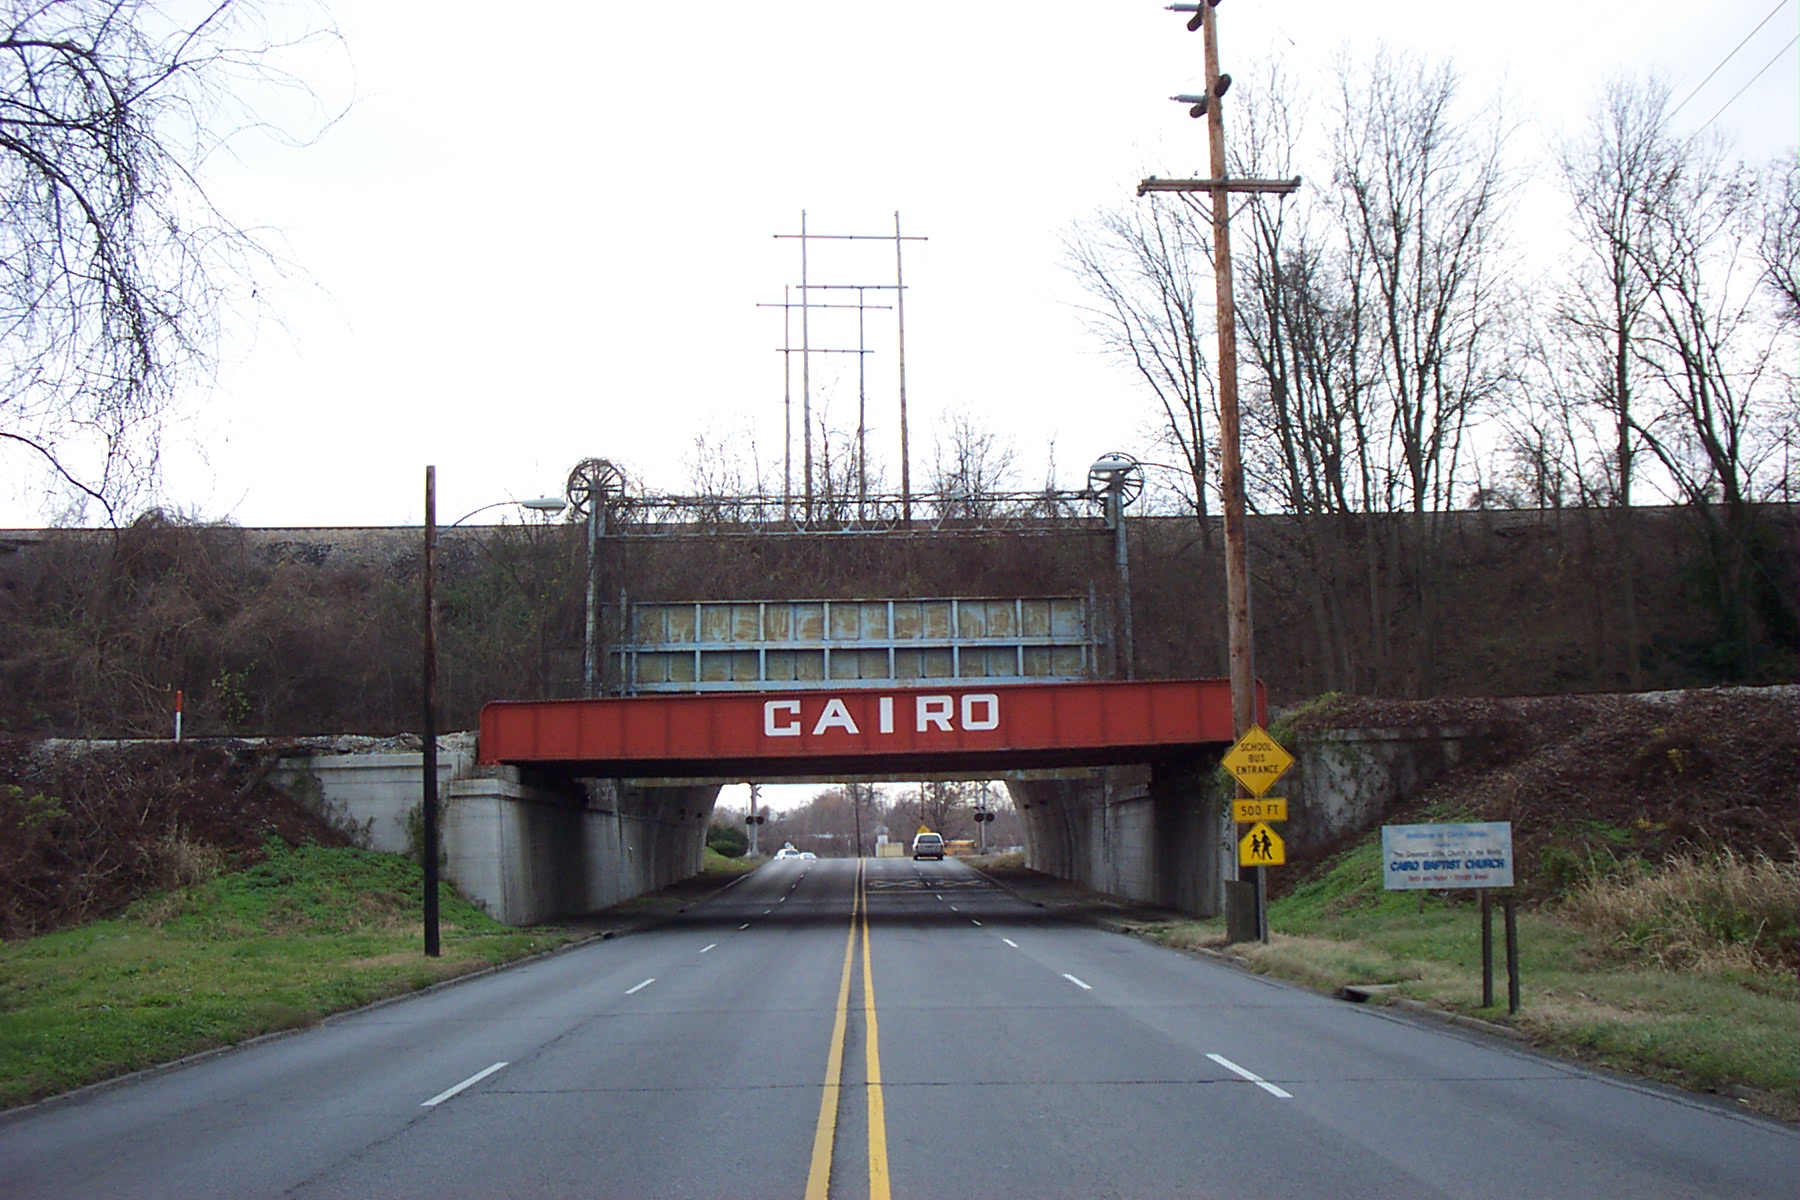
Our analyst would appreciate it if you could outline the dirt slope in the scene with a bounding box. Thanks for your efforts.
[0,738,349,939]
[1284,686,1798,899]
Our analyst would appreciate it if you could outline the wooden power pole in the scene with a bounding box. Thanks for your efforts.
[1142,0,1300,938]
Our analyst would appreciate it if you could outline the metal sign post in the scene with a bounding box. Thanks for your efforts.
[1222,725,1293,942]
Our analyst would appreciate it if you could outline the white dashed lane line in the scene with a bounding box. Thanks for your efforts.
[699,943,717,954]
[1002,938,1019,948]
[1207,1053,1293,1099]
[738,923,751,930]
[422,1062,508,1108]
[625,978,656,995]
[971,920,982,926]
[1062,973,1092,991]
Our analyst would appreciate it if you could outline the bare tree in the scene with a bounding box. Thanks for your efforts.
[1626,140,1797,673]
[1229,69,1386,691]
[1329,48,1514,690]
[928,410,1016,522]
[912,780,974,842]
[1549,75,1692,685]
[1064,198,1216,535]
[0,0,341,521]
[1755,150,1799,328]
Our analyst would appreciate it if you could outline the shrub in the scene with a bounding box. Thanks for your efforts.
[706,822,747,858]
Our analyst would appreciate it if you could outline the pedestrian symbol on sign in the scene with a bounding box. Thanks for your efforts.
[1238,821,1286,867]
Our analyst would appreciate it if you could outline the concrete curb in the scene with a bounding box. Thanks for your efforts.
[1359,993,1530,1041]
[965,861,1049,908]
[1121,932,1534,1043]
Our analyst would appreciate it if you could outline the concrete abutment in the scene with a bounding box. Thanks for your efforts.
[1007,760,1226,918]
[270,723,1496,926]
[272,738,718,926]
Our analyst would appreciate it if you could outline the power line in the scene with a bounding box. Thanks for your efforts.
[1667,0,1793,119]
[1699,32,1799,129]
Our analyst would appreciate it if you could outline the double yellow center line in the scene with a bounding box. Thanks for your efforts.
[805,860,890,1200]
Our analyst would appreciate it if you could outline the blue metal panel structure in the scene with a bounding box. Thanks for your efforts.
[620,597,1096,693]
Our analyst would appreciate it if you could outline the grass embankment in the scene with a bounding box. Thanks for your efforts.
[0,842,576,1109]
[1139,838,1799,1121]
[701,846,760,876]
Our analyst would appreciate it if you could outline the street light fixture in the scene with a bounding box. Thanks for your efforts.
[421,469,567,958]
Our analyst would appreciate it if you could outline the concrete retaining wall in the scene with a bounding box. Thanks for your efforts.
[1008,759,1223,917]
[270,737,718,925]
[1283,725,1496,856]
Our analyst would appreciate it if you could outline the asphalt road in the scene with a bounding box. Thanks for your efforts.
[0,856,1792,1199]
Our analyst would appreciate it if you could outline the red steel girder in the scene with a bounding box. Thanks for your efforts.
[478,678,1260,778]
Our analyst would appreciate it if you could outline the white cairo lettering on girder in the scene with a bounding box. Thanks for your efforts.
[764,699,802,737]
[760,693,1004,740]
[916,695,954,732]
[962,693,1000,730]
[812,698,860,735]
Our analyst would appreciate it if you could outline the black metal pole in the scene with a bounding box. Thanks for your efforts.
[582,498,598,697]
[422,466,440,958]
[1504,894,1520,1014]
[1480,888,1494,1009]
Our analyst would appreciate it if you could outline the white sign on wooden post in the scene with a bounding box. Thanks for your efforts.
[1380,822,1514,890]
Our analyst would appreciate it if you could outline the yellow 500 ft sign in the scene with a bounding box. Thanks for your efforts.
[1232,797,1287,823]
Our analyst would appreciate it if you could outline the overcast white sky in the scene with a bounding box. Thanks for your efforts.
[6,1,1789,806]
[6,0,1787,530]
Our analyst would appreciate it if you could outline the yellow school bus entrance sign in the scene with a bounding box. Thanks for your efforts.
[1221,726,1294,797]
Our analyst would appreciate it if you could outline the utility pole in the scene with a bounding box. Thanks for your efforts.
[801,211,812,519]
[783,286,792,517]
[894,211,913,524]
[850,781,865,859]
[759,287,893,520]
[421,466,440,958]
[1146,0,1300,940]
[749,783,762,857]
[774,214,926,524]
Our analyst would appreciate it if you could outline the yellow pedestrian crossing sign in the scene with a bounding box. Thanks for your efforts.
[1238,821,1285,867]
[1221,726,1294,797]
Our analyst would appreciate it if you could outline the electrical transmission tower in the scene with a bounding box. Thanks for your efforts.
[765,211,927,523]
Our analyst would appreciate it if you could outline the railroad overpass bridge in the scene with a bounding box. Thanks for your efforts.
[274,678,1257,925]
[465,678,1254,924]
[275,576,1264,924]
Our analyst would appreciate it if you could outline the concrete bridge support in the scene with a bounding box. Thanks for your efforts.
[1007,757,1224,918]
[272,738,718,926]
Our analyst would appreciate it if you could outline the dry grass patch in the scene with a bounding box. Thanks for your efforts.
[1558,849,1798,974]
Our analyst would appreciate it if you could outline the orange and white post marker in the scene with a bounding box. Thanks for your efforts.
[174,690,184,742]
